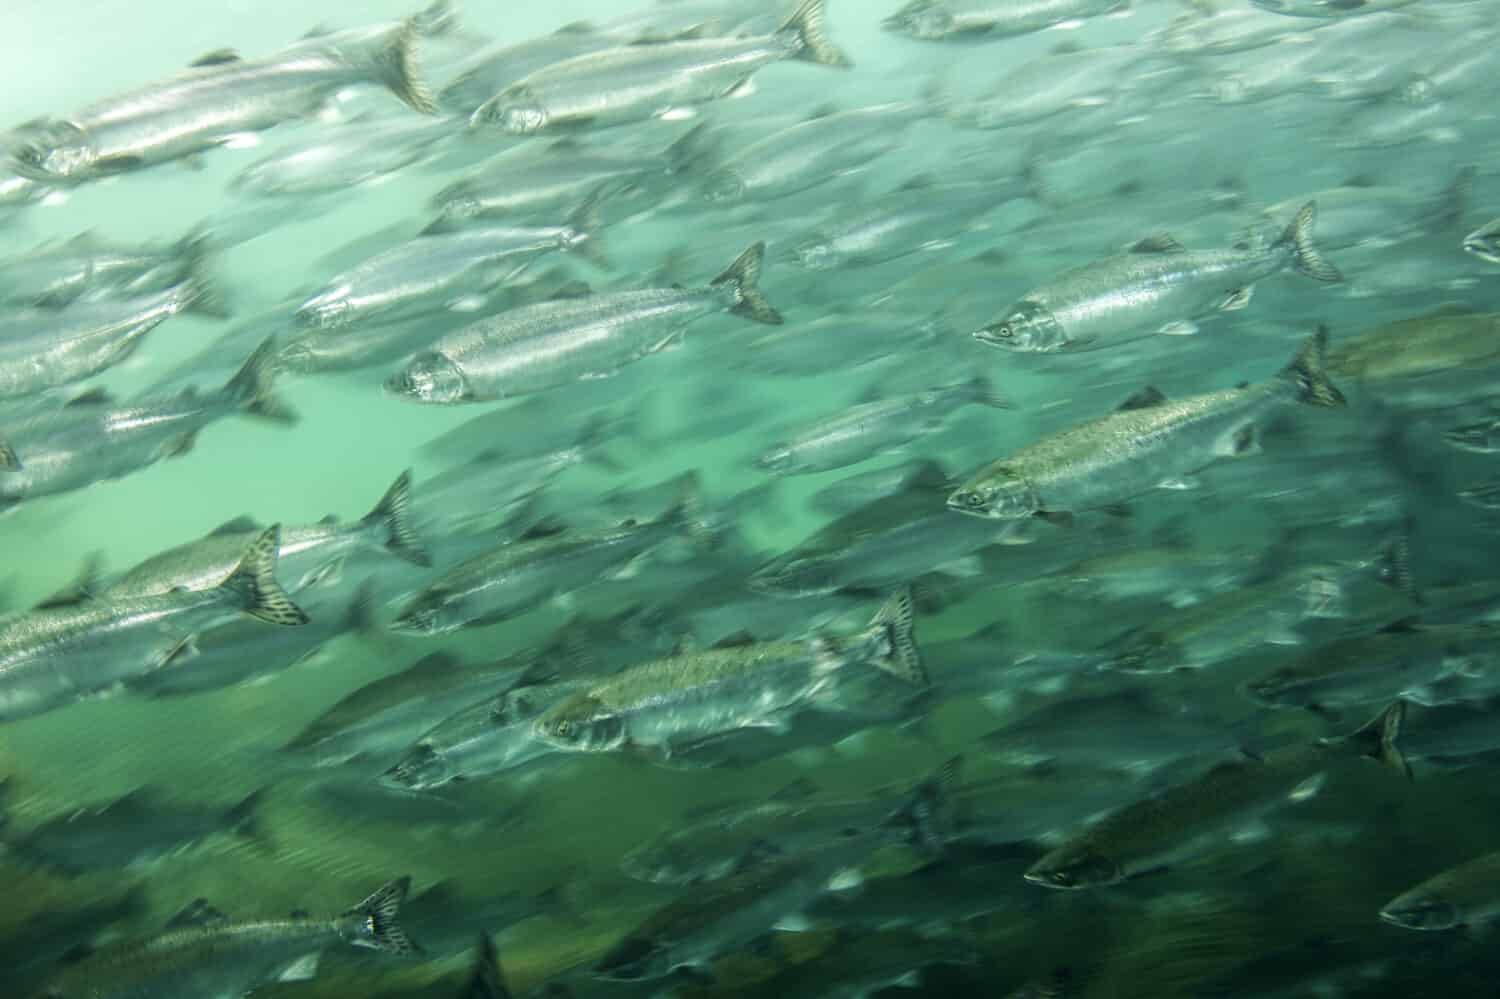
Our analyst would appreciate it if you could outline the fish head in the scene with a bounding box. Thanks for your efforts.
[702,169,746,203]
[385,352,469,404]
[1024,844,1122,890]
[754,444,797,475]
[593,933,669,980]
[1463,224,1500,266]
[533,695,625,752]
[973,300,1065,352]
[947,464,1040,520]
[295,287,354,329]
[747,554,840,596]
[379,741,455,790]
[472,88,548,135]
[1379,891,1460,931]
[9,119,96,183]
[882,1,954,39]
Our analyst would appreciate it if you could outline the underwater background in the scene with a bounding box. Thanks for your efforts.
[3,0,1500,996]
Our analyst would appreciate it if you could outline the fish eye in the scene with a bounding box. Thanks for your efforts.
[553,719,572,737]
[995,324,1013,339]
[956,490,986,509]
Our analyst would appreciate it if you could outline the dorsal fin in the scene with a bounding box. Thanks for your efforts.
[554,20,596,34]
[770,776,819,801]
[318,514,339,526]
[210,515,261,536]
[898,173,939,191]
[65,387,115,407]
[711,629,757,650]
[165,898,229,930]
[805,103,840,121]
[1117,386,1167,411]
[1130,234,1186,254]
[1050,40,1085,55]
[519,517,568,541]
[34,552,105,609]
[190,49,241,67]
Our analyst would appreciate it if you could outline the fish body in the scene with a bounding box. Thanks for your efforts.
[0,281,212,399]
[469,0,850,134]
[0,336,290,508]
[703,102,928,204]
[974,203,1341,352]
[104,471,426,599]
[295,217,602,330]
[9,786,263,873]
[40,878,418,998]
[437,29,630,114]
[384,242,780,403]
[532,591,924,758]
[1024,701,1410,888]
[232,115,460,196]
[0,228,221,311]
[949,330,1346,520]
[757,377,1009,475]
[792,179,1019,270]
[0,526,306,722]
[10,24,434,184]
[884,0,1128,41]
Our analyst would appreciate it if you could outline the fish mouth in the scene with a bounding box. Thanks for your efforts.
[1462,238,1500,265]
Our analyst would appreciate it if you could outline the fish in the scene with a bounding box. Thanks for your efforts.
[0,525,307,721]
[230,114,461,197]
[949,329,1347,522]
[102,470,428,599]
[6,786,265,873]
[457,932,513,998]
[0,336,294,509]
[531,590,926,761]
[0,278,219,400]
[700,102,931,204]
[38,877,419,998]
[973,204,1341,351]
[1380,850,1500,930]
[1463,217,1500,265]
[9,17,436,184]
[468,0,851,135]
[390,494,697,635]
[884,0,1129,41]
[294,202,607,330]
[1242,168,1473,252]
[756,376,1010,476]
[0,227,226,312]
[384,242,781,404]
[1023,701,1410,889]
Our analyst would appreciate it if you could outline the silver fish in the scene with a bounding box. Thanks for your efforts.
[39,878,419,998]
[757,376,1010,476]
[0,227,225,312]
[1381,850,1500,930]
[1464,217,1500,265]
[9,20,435,184]
[0,336,293,509]
[384,242,781,404]
[469,0,850,134]
[949,330,1347,521]
[974,203,1341,351]
[0,526,306,722]
[884,0,1128,41]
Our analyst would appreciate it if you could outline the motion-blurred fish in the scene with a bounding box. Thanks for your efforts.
[0,227,226,312]
[1024,701,1409,889]
[469,0,851,134]
[884,0,1128,41]
[1463,217,1500,265]
[1380,849,1500,930]
[0,526,306,721]
[38,877,419,998]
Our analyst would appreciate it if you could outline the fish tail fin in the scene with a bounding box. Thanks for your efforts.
[777,0,853,68]
[1375,514,1423,605]
[221,336,298,423]
[343,578,381,635]
[1278,200,1342,283]
[217,525,310,626]
[663,121,720,175]
[710,242,783,325]
[887,754,960,854]
[360,469,431,566]
[564,189,611,271]
[1338,700,1412,780]
[341,877,422,956]
[175,227,232,318]
[374,19,438,114]
[1279,325,1346,408]
[466,932,510,999]
[410,0,461,36]
[226,788,268,843]
[860,587,928,686]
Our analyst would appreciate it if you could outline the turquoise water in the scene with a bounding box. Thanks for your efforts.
[2,0,1500,996]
